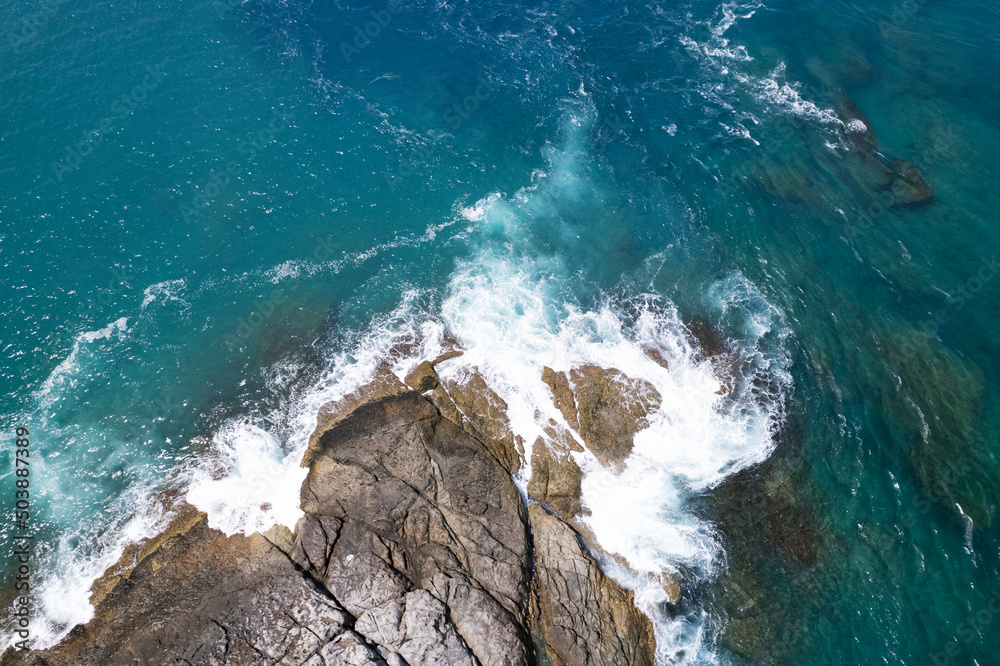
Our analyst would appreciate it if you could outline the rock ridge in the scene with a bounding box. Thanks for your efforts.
[4,390,655,666]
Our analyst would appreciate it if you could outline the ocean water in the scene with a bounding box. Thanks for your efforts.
[2,0,999,663]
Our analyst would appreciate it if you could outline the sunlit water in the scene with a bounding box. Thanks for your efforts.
[2,0,999,663]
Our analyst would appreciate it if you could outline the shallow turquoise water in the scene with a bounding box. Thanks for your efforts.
[2,0,999,662]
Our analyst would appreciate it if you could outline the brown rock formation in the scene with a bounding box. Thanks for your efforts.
[5,391,658,666]
[529,505,656,666]
[527,437,582,521]
[643,347,670,370]
[302,361,409,467]
[440,371,525,474]
[541,366,580,431]
[403,360,439,392]
[87,500,203,610]
[569,365,661,470]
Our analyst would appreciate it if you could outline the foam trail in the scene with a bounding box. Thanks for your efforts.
[37,317,129,405]
[681,0,847,144]
[28,482,179,648]
[141,279,188,309]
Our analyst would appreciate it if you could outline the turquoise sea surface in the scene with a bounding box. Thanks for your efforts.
[2,0,1000,663]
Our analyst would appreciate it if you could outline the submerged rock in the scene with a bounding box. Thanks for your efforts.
[754,164,827,206]
[842,148,895,190]
[876,326,995,528]
[686,317,726,358]
[839,99,880,155]
[642,347,670,370]
[889,158,934,204]
[704,418,826,662]
[835,99,934,202]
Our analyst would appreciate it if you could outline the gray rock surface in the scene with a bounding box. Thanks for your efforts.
[529,505,655,666]
[4,391,656,666]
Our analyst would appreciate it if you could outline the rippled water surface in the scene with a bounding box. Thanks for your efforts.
[2,0,999,662]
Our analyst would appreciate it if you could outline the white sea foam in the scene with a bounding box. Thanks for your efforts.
[257,219,460,285]
[27,481,179,649]
[19,96,789,666]
[736,66,844,127]
[183,290,431,537]
[141,279,188,309]
[37,317,129,404]
[433,256,788,665]
[185,423,308,536]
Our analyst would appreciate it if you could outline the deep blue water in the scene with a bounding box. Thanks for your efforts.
[2,0,999,663]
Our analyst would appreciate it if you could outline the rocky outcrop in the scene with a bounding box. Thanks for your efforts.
[439,371,525,474]
[403,359,439,392]
[302,361,410,467]
[527,437,582,521]
[642,347,670,370]
[529,505,656,666]
[569,366,661,470]
[540,365,662,470]
[295,392,535,666]
[86,499,204,610]
[7,391,657,666]
[541,367,580,431]
[3,509,371,666]
[835,99,935,203]
[539,365,662,471]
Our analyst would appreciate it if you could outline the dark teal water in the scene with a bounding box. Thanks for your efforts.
[2,0,999,662]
